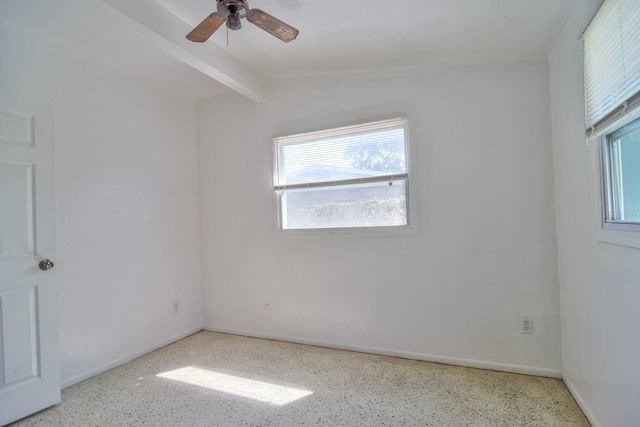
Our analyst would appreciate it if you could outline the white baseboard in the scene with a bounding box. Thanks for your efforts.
[562,374,599,427]
[61,327,202,389]
[202,325,562,379]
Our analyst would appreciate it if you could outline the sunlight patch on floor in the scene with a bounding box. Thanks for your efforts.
[156,366,313,406]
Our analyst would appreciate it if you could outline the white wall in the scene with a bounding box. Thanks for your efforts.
[548,1,640,426]
[0,24,203,386]
[198,61,562,374]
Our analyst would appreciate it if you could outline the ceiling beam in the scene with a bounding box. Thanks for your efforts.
[101,0,267,103]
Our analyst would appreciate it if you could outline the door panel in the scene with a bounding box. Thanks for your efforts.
[1,285,40,386]
[0,162,36,256]
[0,94,59,426]
[0,110,34,147]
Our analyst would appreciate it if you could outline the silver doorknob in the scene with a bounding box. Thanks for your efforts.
[39,259,55,271]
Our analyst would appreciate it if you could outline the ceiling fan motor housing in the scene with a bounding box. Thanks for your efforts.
[217,0,249,30]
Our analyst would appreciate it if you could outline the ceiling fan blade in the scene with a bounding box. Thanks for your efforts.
[247,9,299,42]
[186,12,225,42]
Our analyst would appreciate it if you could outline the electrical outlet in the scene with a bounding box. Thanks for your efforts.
[521,316,533,334]
[172,301,179,314]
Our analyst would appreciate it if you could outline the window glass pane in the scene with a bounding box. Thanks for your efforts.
[281,180,407,230]
[606,117,640,222]
[277,123,406,186]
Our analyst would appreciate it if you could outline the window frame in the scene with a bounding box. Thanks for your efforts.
[272,116,419,237]
[590,106,640,248]
[600,115,640,232]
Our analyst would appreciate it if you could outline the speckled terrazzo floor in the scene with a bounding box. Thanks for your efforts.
[11,331,589,427]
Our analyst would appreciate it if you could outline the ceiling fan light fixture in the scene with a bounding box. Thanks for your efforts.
[226,13,242,30]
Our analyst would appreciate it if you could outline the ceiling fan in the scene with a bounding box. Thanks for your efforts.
[186,0,299,43]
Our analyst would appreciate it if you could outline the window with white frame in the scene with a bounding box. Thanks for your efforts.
[583,0,640,234]
[601,116,640,229]
[273,117,411,231]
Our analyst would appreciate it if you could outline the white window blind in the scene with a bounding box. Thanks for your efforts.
[583,0,640,136]
[273,117,408,190]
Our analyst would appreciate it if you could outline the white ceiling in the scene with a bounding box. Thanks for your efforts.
[160,0,579,76]
[1,0,578,102]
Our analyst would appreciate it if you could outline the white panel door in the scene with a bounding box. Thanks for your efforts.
[0,94,60,425]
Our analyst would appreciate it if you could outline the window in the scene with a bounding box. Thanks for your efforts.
[583,0,640,242]
[273,117,412,232]
[601,115,640,230]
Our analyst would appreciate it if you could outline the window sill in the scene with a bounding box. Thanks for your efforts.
[595,228,640,249]
[276,224,419,239]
